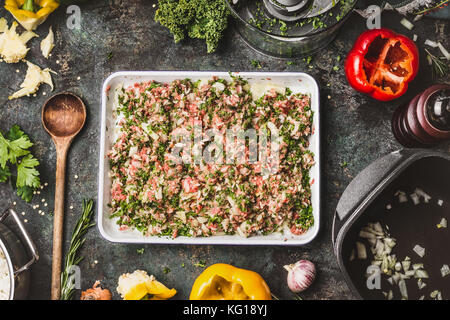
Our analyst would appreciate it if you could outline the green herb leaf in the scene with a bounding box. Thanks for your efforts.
[7,125,25,141]
[0,165,11,183]
[7,133,33,165]
[0,126,40,202]
[0,134,10,169]
[16,154,40,188]
[16,185,34,202]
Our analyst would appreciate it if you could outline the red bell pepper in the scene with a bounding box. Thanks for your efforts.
[345,28,419,101]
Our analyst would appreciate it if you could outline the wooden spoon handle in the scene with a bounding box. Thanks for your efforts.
[51,144,69,300]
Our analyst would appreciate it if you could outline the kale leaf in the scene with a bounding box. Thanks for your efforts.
[155,0,230,53]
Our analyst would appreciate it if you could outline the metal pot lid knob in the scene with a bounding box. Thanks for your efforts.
[264,0,338,20]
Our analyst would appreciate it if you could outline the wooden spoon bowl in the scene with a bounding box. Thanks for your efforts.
[42,92,86,300]
[42,93,86,139]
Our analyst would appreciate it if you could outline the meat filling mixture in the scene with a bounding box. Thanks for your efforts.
[108,76,314,238]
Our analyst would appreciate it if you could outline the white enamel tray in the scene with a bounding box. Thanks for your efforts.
[98,71,320,245]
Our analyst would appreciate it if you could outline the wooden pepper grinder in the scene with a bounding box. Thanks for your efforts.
[392,84,450,148]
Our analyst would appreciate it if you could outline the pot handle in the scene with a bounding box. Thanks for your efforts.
[0,208,39,275]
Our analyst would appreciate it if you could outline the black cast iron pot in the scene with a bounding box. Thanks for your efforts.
[333,149,450,299]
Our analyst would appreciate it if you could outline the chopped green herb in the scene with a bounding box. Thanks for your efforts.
[194,260,207,268]
[250,59,262,69]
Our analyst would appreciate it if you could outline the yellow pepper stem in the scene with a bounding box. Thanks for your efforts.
[21,0,36,12]
[4,0,60,31]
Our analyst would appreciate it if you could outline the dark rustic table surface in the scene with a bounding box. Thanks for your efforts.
[0,0,448,300]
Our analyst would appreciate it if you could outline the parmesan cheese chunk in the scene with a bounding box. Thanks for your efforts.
[0,18,7,33]
[9,61,55,100]
[117,270,154,299]
[0,19,37,63]
[40,26,55,59]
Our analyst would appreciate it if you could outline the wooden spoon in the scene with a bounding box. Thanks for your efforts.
[42,92,86,300]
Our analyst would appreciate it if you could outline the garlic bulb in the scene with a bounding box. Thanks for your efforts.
[284,260,316,293]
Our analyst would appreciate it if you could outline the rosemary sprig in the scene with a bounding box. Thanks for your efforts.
[60,199,96,300]
[425,49,449,80]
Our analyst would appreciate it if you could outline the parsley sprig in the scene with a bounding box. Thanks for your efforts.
[0,125,40,202]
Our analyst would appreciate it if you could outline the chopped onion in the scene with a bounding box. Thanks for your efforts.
[413,263,424,270]
[413,14,423,22]
[413,34,418,42]
[399,279,408,300]
[386,204,392,210]
[349,249,355,261]
[384,238,396,248]
[373,222,383,233]
[392,273,401,284]
[400,18,414,30]
[359,230,377,239]
[437,42,450,60]
[417,279,426,290]
[410,193,420,205]
[413,245,425,258]
[430,290,442,300]
[374,239,385,258]
[356,241,367,259]
[372,260,382,267]
[425,39,438,48]
[437,199,443,206]
[440,264,450,277]
[387,290,393,300]
[399,193,408,203]
[415,188,431,203]
[362,226,383,237]
[405,270,415,278]
[437,218,447,229]
[414,269,429,279]
[419,295,425,300]
[402,259,411,272]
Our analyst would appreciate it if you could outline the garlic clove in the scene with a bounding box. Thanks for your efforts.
[284,260,316,293]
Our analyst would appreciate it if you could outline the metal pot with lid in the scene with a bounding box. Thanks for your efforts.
[0,208,39,300]
[224,0,448,58]
[225,0,357,58]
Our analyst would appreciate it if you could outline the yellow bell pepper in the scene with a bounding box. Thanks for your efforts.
[190,263,271,300]
[5,0,60,31]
